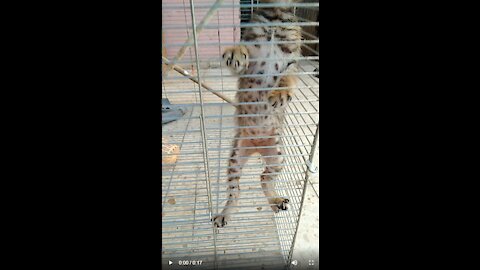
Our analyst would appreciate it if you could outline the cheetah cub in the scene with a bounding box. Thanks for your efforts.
[212,0,302,228]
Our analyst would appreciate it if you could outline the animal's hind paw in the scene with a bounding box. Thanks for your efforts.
[211,214,229,228]
[270,197,289,213]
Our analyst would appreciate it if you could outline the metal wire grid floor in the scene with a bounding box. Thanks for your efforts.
[162,64,318,270]
[162,1,318,269]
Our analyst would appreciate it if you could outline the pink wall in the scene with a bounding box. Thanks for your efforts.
[162,0,241,63]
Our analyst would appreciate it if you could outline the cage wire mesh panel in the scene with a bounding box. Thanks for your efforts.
[162,0,319,269]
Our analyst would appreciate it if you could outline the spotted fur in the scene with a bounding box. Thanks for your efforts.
[212,0,302,228]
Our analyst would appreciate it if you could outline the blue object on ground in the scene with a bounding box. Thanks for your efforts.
[162,98,186,125]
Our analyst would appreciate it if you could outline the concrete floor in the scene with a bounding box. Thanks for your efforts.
[290,150,319,270]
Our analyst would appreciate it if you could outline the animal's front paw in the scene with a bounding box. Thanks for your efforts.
[270,197,289,213]
[268,90,292,109]
[223,46,249,74]
[211,214,229,228]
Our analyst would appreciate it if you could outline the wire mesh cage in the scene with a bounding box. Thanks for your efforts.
[162,0,319,269]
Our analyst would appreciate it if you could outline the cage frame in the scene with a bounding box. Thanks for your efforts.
[162,1,319,269]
